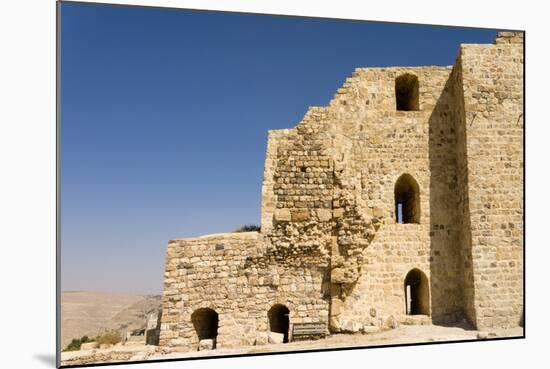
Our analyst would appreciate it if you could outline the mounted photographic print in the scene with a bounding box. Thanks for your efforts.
[58,1,524,367]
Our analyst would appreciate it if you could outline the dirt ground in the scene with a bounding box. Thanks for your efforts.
[60,324,524,366]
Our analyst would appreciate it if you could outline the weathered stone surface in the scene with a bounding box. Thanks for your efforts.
[317,209,332,222]
[268,332,284,344]
[290,210,310,222]
[372,208,384,218]
[274,208,291,222]
[332,208,344,219]
[255,333,268,345]
[331,299,344,316]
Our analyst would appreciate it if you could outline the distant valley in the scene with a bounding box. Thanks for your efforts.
[61,291,162,348]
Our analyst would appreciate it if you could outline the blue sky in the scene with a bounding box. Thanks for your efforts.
[60,2,497,294]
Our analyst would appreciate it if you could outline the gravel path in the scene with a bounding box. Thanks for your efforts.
[61,324,524,365]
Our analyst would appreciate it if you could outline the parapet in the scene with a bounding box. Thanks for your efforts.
[166,231,262,259]
[495,31,524,44]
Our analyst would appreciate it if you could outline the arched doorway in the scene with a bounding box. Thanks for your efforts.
[404,269,430,315]
[394,174,421,224]
[191,308,219,348]
[268,304,290,343]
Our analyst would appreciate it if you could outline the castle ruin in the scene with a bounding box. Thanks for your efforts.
[158,31,524,351]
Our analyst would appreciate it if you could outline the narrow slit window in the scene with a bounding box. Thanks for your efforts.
[395,74,419,111]
[394,174,420,224]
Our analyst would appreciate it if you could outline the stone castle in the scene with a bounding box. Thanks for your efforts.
[158,32,524,351]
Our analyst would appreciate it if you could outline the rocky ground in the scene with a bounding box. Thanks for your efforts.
[60,324,523,366]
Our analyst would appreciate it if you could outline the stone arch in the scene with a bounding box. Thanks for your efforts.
[404,268,430,315]
[395,73,419,111]
[191,308,219,348]
[268,304,290,343]
[394,173,421,224]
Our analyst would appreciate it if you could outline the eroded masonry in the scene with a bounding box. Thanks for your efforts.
[158,32,524,351]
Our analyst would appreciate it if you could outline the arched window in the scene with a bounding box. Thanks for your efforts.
[404,269,430,315]
[395,74,419,111]
[268,304,290,343]
[394,174,420,224]
[191,308,219,348]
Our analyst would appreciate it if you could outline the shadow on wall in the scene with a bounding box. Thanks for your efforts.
[427,70,473,328]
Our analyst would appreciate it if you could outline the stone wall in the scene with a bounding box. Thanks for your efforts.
[458,32,524,328]
[159,231,329,351]
[314,66,466,328]
[448,55,478,325]
[159,32,524,351]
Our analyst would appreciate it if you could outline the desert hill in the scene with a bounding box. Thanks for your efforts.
[61,291,162,348]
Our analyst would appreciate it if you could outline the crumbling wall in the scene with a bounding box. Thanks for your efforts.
[261,66,467,331]
[159,33,524,352]
[159,231,329,351]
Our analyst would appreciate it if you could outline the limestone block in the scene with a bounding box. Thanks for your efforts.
[268,332,284,344]
[317,209,332,222]
[333,208,344,218]
[274,209,291,222]
[198,339,214,351]
[331,268,345,283]
[372,207,384,218]
[291,210,310,222]
[168,338,188,347]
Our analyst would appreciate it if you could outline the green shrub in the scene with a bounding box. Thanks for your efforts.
[63,338,82,352]
[81,335,94,343]
[62,335,97,352]
[233,224,260,232]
